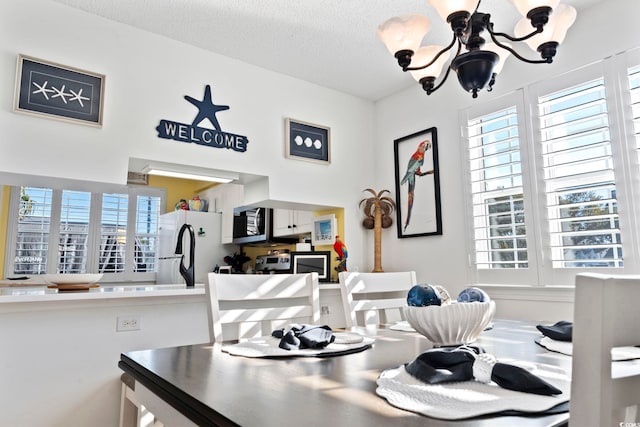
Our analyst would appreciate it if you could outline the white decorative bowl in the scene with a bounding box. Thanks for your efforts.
[42,273,103,286]
[403,301,496,346]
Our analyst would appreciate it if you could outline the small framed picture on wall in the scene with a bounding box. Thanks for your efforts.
[311,214,337,246]
[14,54,105,127]
[285,118,331,164]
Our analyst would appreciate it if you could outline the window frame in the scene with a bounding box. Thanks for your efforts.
[460,91,542,286]
[462,52,640,287]
[528,60,639,285]
[5,183,165,282]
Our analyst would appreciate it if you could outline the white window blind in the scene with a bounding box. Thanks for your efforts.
[8,185,162,280]
[14,187,52,275]
[538,78,623,268]
[467,106,528,269]
[628,64,640,158]
[100,193,128,273]
[134,195,160,273]
[58,190,91,274]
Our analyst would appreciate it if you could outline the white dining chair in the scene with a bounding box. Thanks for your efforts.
[570,273,640,426]
[119,374,165,427]
[338,271,417,327]
[206,272,320,342]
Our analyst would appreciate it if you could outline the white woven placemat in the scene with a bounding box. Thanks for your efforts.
[388,321,415,332]
[376,361,570,420]
[222,332,374,358]
[537,337,573,356]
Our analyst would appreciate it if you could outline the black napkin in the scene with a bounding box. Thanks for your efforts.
[405,346,562,396]
[536,320,573,342]
[272,324,336,350]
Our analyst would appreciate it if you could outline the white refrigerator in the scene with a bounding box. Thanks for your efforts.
[156,210,228,285]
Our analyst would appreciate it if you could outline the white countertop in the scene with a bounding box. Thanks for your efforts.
[0,282,205,304]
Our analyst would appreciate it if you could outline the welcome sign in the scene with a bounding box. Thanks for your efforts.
[156,85,249,152]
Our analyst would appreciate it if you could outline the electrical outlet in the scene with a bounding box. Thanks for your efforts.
[117,315,141,332]
[321,305,330,315]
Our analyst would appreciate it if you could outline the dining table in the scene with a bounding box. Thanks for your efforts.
[118,319,572,427]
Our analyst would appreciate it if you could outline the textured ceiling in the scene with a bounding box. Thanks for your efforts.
[51,0,603,101]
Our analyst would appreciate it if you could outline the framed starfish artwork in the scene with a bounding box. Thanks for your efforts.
[14,54,105,127]
[393,127,442,238]
[285,118,331,164]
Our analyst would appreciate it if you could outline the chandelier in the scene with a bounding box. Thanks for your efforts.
[377,0,577,98]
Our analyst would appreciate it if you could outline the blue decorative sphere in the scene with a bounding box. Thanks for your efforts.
[457,287,490,303]
[407,284,442,307]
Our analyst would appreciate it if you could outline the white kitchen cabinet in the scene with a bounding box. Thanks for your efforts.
[272,209,313,237]
[200,183,244,244]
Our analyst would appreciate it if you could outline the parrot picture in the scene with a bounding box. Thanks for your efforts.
[400,140,433,231]
[333,235,348,271]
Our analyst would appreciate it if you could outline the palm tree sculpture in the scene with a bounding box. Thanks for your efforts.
[359,188,396,272]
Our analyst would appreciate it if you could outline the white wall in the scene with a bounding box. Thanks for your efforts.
[372,0,640,318]
[0,296,210,427]
[0,0,375,275]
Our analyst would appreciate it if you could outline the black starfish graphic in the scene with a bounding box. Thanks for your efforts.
[184,85,229,131]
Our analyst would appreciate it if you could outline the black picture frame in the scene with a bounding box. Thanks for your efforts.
[285,118,331,164]
[290,251,331,282]
[14,54,105,127]
[393,127,442,238]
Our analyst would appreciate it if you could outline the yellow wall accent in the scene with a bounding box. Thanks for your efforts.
[0,186,11,279]
[314,208,345,282]
[147,175,217,213]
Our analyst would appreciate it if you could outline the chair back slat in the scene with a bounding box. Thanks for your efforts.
[206,273,320,343]
[339,271,417,327]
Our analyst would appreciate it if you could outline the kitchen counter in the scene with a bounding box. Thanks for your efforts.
[0,280,345,325]
[0,282,205,313]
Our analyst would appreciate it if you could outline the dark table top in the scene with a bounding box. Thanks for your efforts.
[119,319,572,427]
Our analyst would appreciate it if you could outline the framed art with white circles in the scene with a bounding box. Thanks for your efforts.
[285,117,331,164]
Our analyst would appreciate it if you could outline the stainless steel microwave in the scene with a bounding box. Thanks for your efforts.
[232,206,270,245]
[232,206,299,246]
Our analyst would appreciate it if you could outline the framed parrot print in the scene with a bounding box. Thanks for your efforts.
[393,127,442,238]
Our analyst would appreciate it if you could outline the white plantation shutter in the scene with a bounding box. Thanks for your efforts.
[13,187,52,274]
[134,195,161,273]
[467,106,528,269]
[538,78,623,268]
[58,190,91,273]
[628,64,640,158]
[100,193,128,273]
[8,185,162,280]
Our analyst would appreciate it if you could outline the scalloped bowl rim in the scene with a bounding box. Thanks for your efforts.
[42,273,104,285]
[403,300,496,346]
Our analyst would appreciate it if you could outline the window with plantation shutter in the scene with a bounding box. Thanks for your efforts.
[58,190,91,273]
[14,187,52,275]
[537,79,623,268]
[134,195,160,273]
[467,106,528,269]
[100,193,128,273]
[628,64,640,157]
[7,185,163,281]
[462,55,640,286]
